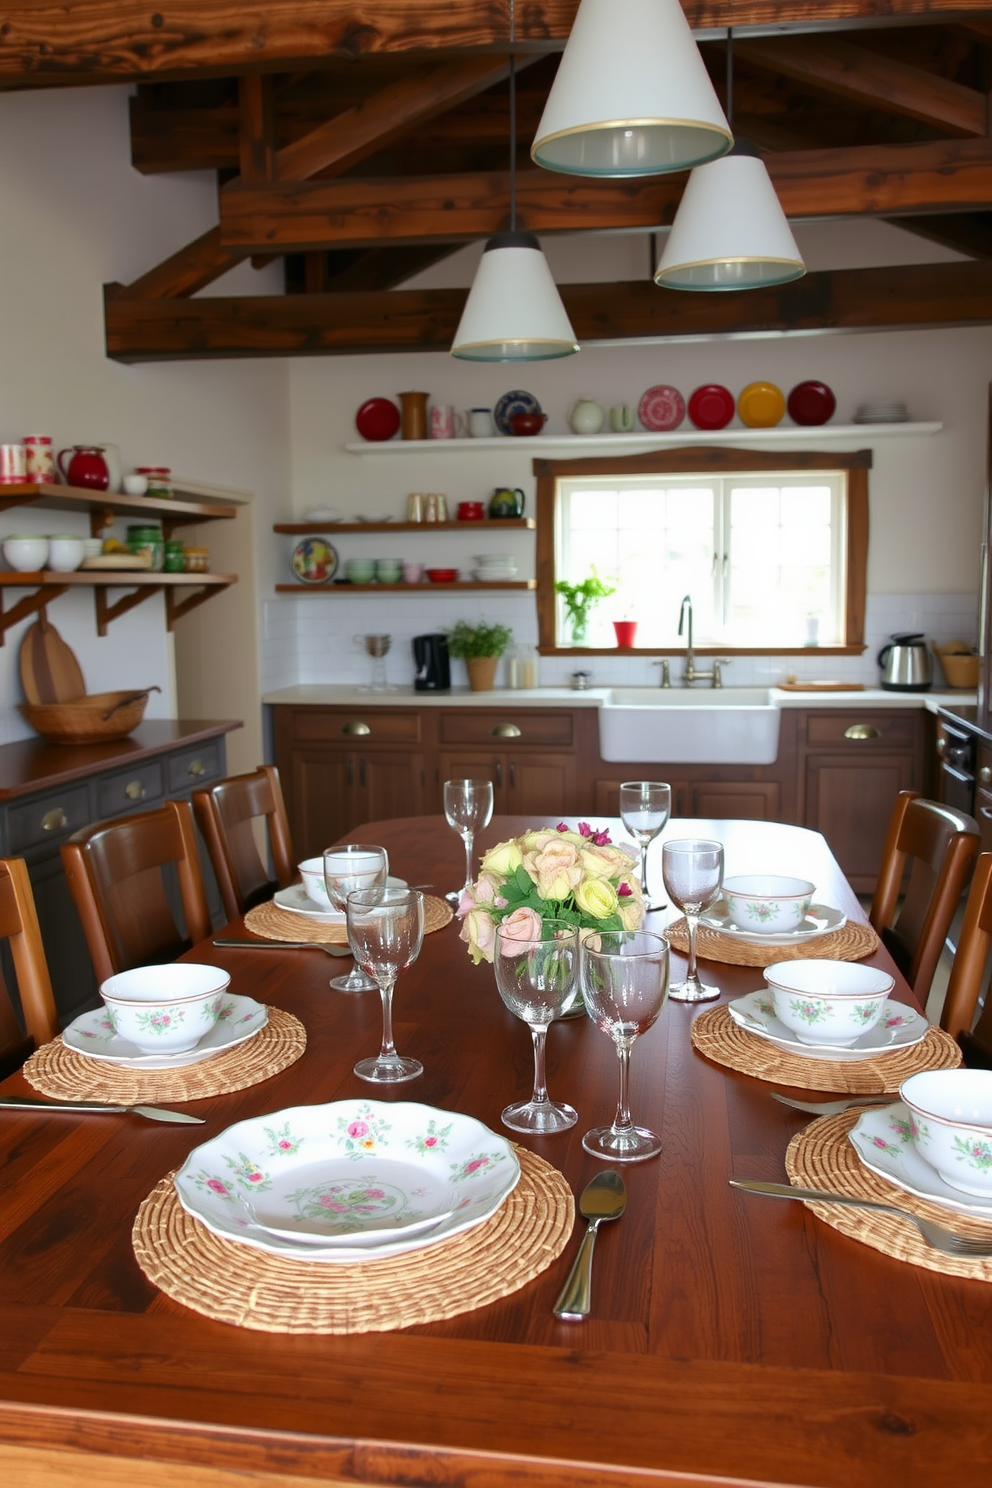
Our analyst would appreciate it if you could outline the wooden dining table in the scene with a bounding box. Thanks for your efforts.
[1,814,991,1488]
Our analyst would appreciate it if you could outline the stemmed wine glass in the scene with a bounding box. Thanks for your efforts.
[579,930,669,1161]
[443,779,494,905]
[492,921,580,1134]
[618,781,671,910]
[322,844,389,993]
[346,886,425,1083]
[661,839,724,1002]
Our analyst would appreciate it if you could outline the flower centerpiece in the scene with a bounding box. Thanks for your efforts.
[459,821,644,965]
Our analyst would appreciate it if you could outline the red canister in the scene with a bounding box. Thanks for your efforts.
[457,501,485,521]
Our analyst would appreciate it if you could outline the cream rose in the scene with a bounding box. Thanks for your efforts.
[530,841,583,901]
[574,877,619,919]
[618,897,645,931]
[480,839,523,877]
[460,907,496,964]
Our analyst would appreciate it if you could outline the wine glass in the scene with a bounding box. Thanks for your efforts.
[322,844,388,993]
[443,779,494,905]
[346,887,425,1083]
[618,781,671,909]
[579,930,669,1161]
[354,633,395,693]
[661,839,724,1002]
[492,920,580,1134]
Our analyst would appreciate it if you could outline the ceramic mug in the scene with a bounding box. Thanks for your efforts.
[610,404,635,433]
[430,404,456,439]
[23,435,53,484]
[0,444,26,484]
[468,408,494,438]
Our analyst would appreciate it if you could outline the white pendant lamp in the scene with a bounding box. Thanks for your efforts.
[532,0,732,177]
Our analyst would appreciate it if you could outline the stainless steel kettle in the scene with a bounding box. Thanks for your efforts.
[877,632,932,692]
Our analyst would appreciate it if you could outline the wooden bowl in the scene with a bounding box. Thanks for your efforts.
[18,689,154,745]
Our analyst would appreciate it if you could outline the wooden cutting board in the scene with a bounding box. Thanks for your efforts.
[778,681,866,692]
[19,612,87,705]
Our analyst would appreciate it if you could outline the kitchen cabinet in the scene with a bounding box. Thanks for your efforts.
[593,777,782,820]
[438,749,575,817]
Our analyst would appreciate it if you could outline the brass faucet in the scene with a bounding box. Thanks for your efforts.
[677,595,729,688]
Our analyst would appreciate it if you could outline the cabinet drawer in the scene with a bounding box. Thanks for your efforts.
[7,785,92,852]
[439,711,574,747]
[294,710,422,745]
[166,740,224,792]
[805,712,917,749]
[97,760,165,816]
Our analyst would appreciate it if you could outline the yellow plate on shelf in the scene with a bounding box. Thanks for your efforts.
[737,381,786,428]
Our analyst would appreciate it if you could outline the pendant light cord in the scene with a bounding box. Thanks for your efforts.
[726,27,733,128]
[509,0,517,231]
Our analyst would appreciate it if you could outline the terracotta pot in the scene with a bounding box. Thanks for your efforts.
[466,655,499,692]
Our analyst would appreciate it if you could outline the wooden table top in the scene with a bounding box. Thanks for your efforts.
[1,815,990,1488]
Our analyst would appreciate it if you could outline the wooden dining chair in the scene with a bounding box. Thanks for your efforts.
[939,851,992,1066]
[0,857,59,1076]
[192,764,295,921]
[61,799,212,985]
[869,790,980,1005]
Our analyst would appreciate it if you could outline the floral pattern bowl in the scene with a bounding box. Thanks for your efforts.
[174,1100,520,1261]
[899,1070,992,1197]
[99,963,231,1055]
[762,958,894,1046]
[723,874,815,935]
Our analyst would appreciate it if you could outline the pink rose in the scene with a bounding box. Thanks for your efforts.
[207,1178,228,1195]
[529,841,582,900]
[347,1120,369,1138]
[498,906,544,952]
[460,907,497,964]
[424,1136,437,1147]
[618,882,632,897]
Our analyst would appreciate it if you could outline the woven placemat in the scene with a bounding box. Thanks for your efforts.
[132,1146,573,1333]
[665,916,879,968]
[23,1007,306,1104]
[245,893,453,946]
[690,1004,961,1093]
[784,1109,992,1281]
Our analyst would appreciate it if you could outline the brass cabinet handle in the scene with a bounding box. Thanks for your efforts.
[981,806,992,821]
[981,766,992,784]
[341,721,371,736]
[491,723,522,738]
[41,808,69,832]
[843,724,880,741]
[187,758,207,777]
[124,780,146,801]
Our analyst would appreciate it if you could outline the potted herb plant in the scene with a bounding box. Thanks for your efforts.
[445,620,513,691]
[554,568,616,645]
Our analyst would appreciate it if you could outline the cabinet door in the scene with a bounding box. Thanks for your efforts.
[506,752,576,818]
[593,778,687,817]
[689,781,781,820]
[805,753,916,890]
[287,751,356,859]
[361,751,427,827]
[438,751,505,810]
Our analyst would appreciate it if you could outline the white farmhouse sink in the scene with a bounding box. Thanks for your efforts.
[598,687,781,765]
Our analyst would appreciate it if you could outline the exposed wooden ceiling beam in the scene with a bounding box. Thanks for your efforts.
[2,1,989,89]
[886,213,992,256]
[286,244,464,294]
[104,258,992,362]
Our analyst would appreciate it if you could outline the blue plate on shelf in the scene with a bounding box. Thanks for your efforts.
[493,390,542,436]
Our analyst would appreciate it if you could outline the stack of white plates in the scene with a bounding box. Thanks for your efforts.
[854,401,910,424]
[474,554,518,581]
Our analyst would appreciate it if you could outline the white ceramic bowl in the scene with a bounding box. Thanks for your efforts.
[763,959,895,1046]
[3,534,48,571]
[122,474,148,496]
[100,963,231,1054]
[900,1069,992,1197]
[723,875,815,935]
[299,857,334,908]
[47,534,85,572]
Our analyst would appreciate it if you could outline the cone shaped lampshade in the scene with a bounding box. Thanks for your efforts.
[532,0,731,177]
[654,152,805,290]
[450,232,579,362]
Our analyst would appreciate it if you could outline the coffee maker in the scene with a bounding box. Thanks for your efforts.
[413,633,451,692]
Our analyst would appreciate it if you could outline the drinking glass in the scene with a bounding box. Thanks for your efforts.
[443,778,494,905]
[661,839,724,1002]
[579,930,669,1161]
[618,780,671,909]
[322,844,388,993]
[493,921,580,1134]
[347,887,425,1083]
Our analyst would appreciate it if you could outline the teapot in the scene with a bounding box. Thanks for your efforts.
[57,445,110,492]
[489,487,525,519]
[569,397,606,436]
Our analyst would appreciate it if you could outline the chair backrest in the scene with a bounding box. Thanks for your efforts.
[0,857,59,1075]
[942,851,992,1064]
[61,799,212,985]
[869,790,980,1003]
[192,764,295,922]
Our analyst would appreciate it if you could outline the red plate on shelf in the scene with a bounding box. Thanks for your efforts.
[688,384,734,431]
[638,384,685,432]
[355,397,401,442]
[787,381,837,426]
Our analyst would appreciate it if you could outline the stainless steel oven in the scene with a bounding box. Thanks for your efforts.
[936,715,977,816]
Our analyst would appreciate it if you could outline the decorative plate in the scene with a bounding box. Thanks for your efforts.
[62,995,267,1069]
[174,1099,521,1262]
[355,397,401,442]
[637,384,685,432]
[727,992,927,1062]
[737,381,786,429]
[787,380,836,427]
[687,383,735,430]
[493,390,541,436]
[700,900,847,945]
[850,1102,992,1218]
[274,878,406,923]
[291,537,338,585]
[354,514,394,524]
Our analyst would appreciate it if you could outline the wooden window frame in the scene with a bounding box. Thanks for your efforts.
[534,446,871,657]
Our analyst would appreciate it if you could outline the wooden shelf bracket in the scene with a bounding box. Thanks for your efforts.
[165,580,235,630]
[0,584,70,644]
[93,583,163,636]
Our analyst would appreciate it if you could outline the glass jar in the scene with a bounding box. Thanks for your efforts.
[184,547,210,573]
[127,523,164,571]
[164,539,185,573]
[136,466,172,499]
[507,645,540,689]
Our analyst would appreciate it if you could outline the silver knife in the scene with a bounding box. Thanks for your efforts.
[213,938,351,957]
[0,1095,205,1124]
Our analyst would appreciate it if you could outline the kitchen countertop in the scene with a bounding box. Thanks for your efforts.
[263,684,976,711]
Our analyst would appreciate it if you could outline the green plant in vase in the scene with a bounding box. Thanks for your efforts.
[445,620,513,692]
[555,569,616,646]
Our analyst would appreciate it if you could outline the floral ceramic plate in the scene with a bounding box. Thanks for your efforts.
[493,389,541,436]
[291,537,338,585]
[62,994,267,1069]
[700,900,846,945]
[850,1102,992,1217]
[727,992,927,1062]
[273,878,406,923]
[637,384,685,432]
[174,1100,521,1262]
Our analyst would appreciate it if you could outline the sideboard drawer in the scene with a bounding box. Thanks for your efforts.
[7,785,92,852]
[805,712,917,749]
[96,760,165,816]
[439,711,574,746]
[167,740,225,792]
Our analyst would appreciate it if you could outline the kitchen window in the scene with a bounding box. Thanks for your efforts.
[535,447,869,655]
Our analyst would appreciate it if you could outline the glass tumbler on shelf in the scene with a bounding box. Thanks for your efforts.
[347,886,425,1084]
[618,781,671,910]
[492,921,580,1134]
[322,844,389,993]
[443,778,494,905]
[661,839,724,1002]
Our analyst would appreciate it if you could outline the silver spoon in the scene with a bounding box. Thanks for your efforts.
[553,1170,627,1319]
[771,1093,894,1117]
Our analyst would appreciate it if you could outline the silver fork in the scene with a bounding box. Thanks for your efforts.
[730,1179,992,1258]
[771,1093,894,1117]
